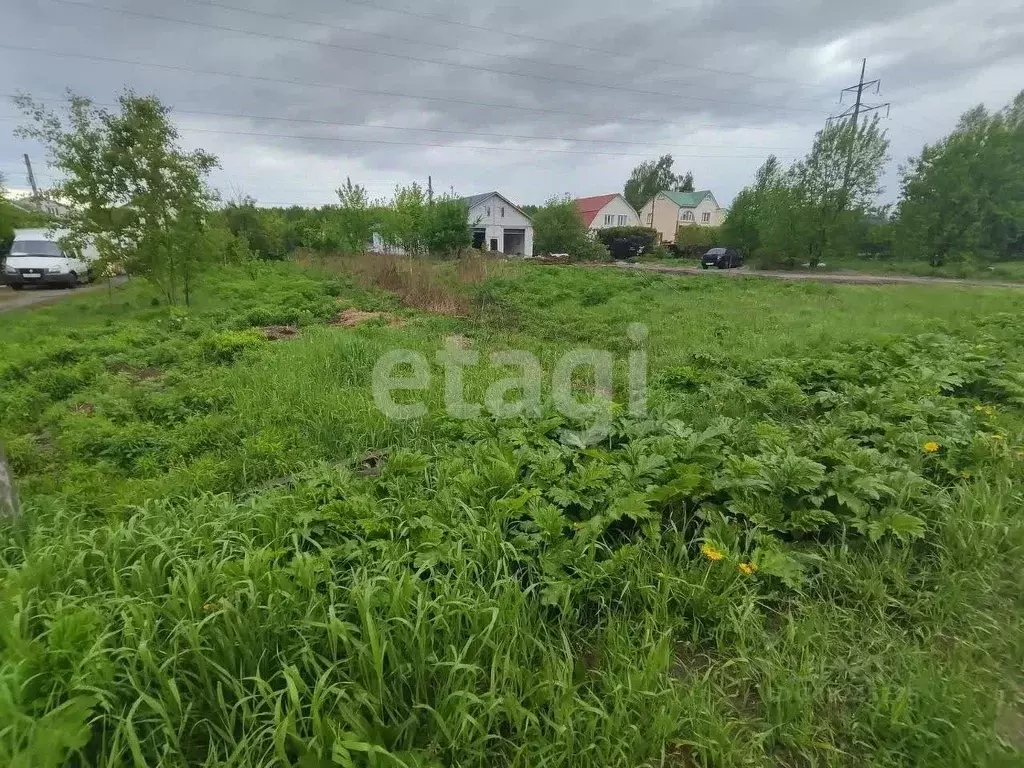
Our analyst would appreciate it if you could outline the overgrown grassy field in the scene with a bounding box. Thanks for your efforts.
[2,261,1023,767]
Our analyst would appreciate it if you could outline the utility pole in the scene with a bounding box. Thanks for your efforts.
[23,153,39,197]
[427,175,433,205]
[828,58,890,129]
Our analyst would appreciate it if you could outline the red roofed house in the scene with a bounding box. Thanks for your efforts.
[574,194,641,232]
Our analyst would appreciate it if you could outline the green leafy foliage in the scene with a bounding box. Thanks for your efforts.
[422,195,471,257]
[532,195,609,261]
[14,91,220,305]
[724,118,890,268]
[595,226,658,260]
[0,264,1022,766]
[672,224,725,258]
[0,172,13,257]
[896,92,1024,265]
[220,196,290,260]
[623,154,695,212]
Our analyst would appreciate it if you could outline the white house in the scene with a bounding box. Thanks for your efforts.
[574,194,641,232]
[638,190,725,243]
[461,192,533,256]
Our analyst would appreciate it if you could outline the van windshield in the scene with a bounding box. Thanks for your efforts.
[11,241,63,257]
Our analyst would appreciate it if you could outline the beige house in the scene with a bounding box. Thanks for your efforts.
[638,190,725,243]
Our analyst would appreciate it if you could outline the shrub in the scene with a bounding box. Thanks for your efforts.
[220,199,293,261]
[422,196,471,258]
[595,226,659,261]
[672,225,724,258]
[533,196,610,261]
[200,329,267,363]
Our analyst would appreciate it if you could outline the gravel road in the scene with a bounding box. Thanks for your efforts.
[608,262,1024,288]
[0,277,129,313]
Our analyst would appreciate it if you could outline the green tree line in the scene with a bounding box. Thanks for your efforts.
[724,90,1024,268]
[12,91,474,304]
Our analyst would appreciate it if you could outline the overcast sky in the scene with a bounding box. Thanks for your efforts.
[2,0,1022,209]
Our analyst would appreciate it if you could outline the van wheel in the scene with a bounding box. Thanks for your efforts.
[69,272,81,289]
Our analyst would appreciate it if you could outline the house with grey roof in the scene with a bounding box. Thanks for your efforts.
[459,191,533,256]
[638,190,725,243]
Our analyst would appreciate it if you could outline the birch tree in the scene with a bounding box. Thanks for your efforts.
[15,90,219,304]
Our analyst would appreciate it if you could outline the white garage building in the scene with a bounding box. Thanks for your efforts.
[461,192,534,257]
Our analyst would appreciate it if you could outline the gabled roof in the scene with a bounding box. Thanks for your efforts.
[460,192,497,210]
[459,191,532,220]
[574,194,619,227]
[659,190,714,208]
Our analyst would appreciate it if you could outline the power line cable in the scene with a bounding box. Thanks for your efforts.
[0,116,787,160]
[176,0,834,105]
[180,126,789,159]
[0,96,807,152]
[49,0,829,116]
[0,44,813,131]
[329,0,834,90]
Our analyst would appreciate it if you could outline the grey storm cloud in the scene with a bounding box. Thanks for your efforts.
[2,0,1022,207]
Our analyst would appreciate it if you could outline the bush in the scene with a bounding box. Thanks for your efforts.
[200,329,267,363]
[750,249,798,269]
[671,225,724,258]
[595,226,658,261]
[422,196,471,258]
[221,200,291,261]
[533,196,610,261]
[648,244,673,260]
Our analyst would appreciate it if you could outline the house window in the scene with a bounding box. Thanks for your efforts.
[486,206,491,216]
[702,212,711,223]
[604,214,614,225]
[501,206,505,218]
[680,210,694,222]
[618,215,627,225]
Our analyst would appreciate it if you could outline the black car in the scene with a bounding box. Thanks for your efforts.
[701,247,743,269]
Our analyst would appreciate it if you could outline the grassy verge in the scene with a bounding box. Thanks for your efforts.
[1,260,1023,766]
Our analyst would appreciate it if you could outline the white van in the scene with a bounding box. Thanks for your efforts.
[2,229,99,290]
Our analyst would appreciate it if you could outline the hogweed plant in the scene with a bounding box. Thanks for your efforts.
[373,323,649,445]
[1,264,1023,767]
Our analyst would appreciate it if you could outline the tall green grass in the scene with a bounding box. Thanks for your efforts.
[0,261,1022,766]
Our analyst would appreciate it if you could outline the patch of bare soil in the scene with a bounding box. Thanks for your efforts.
[330,308,403,328]
[109,363,163,381]
[997,705,1024,750]
[355,450,387,477]
[261,325,300,340]
[446,334,473,349]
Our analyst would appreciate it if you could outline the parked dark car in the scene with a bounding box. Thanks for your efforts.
[700,247,743,269]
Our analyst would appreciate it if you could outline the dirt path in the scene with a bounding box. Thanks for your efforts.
[0,277,128,313]
[607,262,1024,289]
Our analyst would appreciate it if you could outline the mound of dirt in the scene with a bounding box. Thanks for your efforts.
[261,325,300,341]
[330,309,403,328]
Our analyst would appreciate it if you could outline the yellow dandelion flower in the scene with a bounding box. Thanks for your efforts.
[700,542,724,562]
[923,441,940,453]
[739,562,757,576]
[203,603,216,612]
